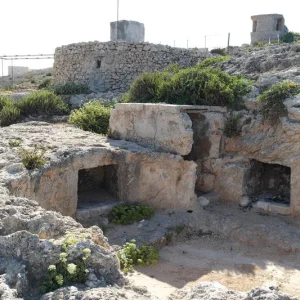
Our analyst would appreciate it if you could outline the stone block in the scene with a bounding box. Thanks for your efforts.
[110,20,145,43]
[254,200,291,215]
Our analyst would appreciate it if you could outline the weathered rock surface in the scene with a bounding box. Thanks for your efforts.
[170,282,299,300]
[110,103,194,155]
[42,285,159,300]
[0,192,123,298]
[223,44,300,90]
[106,202,300,254]
[0,123,197,216]
[225,113,300,215]
[110,103,226,159]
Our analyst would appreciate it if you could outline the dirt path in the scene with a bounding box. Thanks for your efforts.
[130,235,300,300]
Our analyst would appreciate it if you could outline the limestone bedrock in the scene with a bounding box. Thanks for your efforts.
[0,122,198,217]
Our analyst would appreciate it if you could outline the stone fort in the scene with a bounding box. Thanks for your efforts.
[53,20,208,93]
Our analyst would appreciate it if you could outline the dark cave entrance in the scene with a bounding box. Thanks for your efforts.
[246,160,291,205]
[77,165,119,209]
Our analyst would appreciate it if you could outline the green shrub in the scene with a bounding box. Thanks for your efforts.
[40,234,90,294]
[282,32,295,43]
[52,83,90,95]
[197,56,230,69]
[257,81,300,124]
[9,140,21,147]
[18,145,47,170]
[109,203,154,225]
[0,97,13,111]
[210,48,226,56]
[16,91,68,116]
[159,67,250,108]
[223,114,241,137]
[163,62,181,74]
[121,72,168,103]
[117,239,159,274]
[0,105,21,127]
[123,59,249,109]
[254,42,266,47]
[38,78,52,89]
[46,72,52,76]
[68,101,112,135]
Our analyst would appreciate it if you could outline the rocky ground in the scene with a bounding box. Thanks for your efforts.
[0,123,299,299]
[3,43,300,298]
[224,44,300,90]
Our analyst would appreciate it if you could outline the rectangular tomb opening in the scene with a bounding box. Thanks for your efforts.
[246,160,291,205]
[184,111,213,195]
[77,165,118,209]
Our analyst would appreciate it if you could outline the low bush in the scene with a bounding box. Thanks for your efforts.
[38,78,52,89]
[52,83,90,95]
[18,145,47,170]
[282,32,300,43]
[223,114,241,137]
[159,67,250,108]
[122,57,249,109]
[0,96,13,111]
[40,234,90,294]
[254,42,266,47]
[0,105,21,127]
[121,72,168,103]
[257,81,300,124]
[68,101,112,135]
[16,91,68,116]
[117,240,159,274]
[109,203,154,225]
[197,56,230,69]
[210,48,226,56]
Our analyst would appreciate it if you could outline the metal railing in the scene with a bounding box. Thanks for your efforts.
[0,54,54,89]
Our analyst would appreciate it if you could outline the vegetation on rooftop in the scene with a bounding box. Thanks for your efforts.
[121,57,250,109]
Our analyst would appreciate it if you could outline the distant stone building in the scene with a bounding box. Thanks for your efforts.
[251,14,288,44]
[53,21,209,93]
[110,20,145,42]
[8,66,29,77]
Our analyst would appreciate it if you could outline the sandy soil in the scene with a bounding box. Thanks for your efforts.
[129,235,300,300]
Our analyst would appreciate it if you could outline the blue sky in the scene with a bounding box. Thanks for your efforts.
[1,0,300,73]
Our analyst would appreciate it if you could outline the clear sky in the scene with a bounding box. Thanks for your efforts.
[1,0,300,74]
